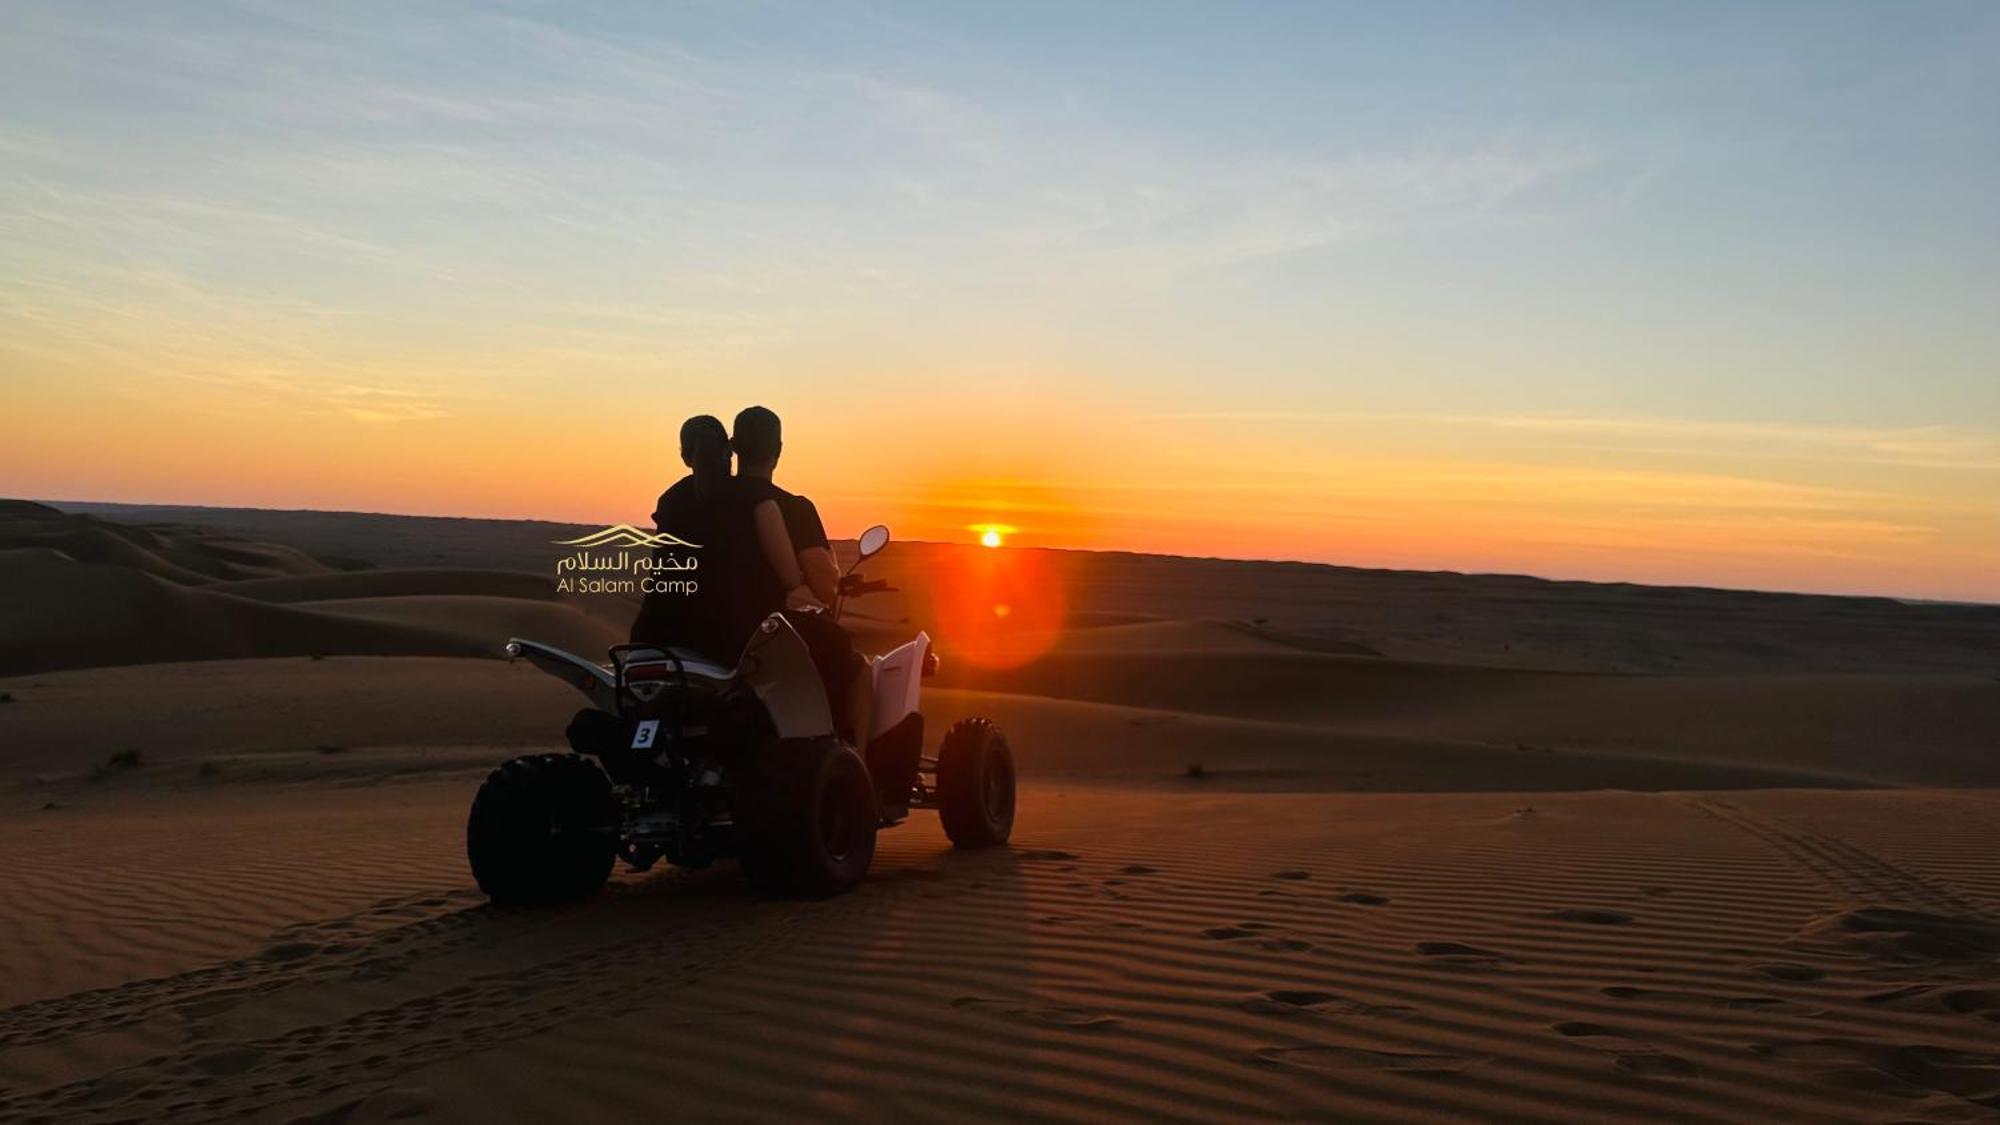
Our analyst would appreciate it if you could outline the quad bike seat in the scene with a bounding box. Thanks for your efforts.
[621,645,733,683]
[665,647,733,681]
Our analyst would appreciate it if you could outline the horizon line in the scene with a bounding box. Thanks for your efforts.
[31,495,1996,610]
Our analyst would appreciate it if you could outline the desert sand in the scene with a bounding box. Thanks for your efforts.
[4,500,1999,1122]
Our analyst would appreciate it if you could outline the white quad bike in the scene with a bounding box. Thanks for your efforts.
[468,525,1016,904]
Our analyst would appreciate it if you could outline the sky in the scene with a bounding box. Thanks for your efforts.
[3,1,1997,600]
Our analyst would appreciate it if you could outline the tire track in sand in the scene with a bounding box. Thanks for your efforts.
[1684,797,1980,914]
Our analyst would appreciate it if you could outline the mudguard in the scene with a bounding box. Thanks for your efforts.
[508,616,836,741]
[868,631,929,740]
[735,614,837,740]
[503,638,618,711]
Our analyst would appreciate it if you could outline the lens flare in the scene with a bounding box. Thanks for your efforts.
[929,542,1066,670]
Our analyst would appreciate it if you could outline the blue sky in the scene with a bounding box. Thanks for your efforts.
[4,2,1997,597]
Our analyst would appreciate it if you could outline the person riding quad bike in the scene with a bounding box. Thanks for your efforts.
[468,408,1014,903]
[472,521,1017,902]
[634,407,877,757]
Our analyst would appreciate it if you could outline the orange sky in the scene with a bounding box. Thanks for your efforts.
[6,360,1996,602]
[5,4,1998,603]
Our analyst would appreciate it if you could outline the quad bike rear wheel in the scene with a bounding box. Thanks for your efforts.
[467,753,617,905]
[937,717,1016,848]
[738,737,878,899]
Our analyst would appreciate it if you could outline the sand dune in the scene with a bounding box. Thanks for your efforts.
[2,502,330,585]
[0,658,572,784]
[300,595,621,659]
[0,506,599,676]
[53,502,2000,676]
[5,502,1998,1122]
[937,651,2000,788]
[3,782,1999,1122]
[983,617,1310,656]
[920,689,1865,792]
[860,541,2000,676]
[6,656,1993,797]
[215,570,559,605]
[0,553,493,676]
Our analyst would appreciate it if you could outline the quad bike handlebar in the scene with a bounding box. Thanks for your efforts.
[839,575,895,598]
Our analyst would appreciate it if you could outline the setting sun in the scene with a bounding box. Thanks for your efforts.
[971,523,1015,549]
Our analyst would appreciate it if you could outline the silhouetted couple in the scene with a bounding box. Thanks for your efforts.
[631,406,870,744]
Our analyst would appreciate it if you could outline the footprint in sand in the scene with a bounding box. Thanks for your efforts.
[1255,1044,1480,1075]
[348,956,406,982]
[1548,908,1633,925]
[1415,941,1514,969]
[1551,1021,1701,1079]
[174,996,239,1021]
[1202,922,1309,950]
[1241,990,1416,1018]
[1120,864,1159,875]
[187,1047,263,1077]
[1264,989,1338,1007]
[1601,985,1817,1014]
[287,1087,435,1124]
[950,996,1120,1029]
[1931,988,2000,1018]
[1864,984,2000,1019]
[1752,1038,2000,1100]
[76,1076,140,1105]
[1272,870,1312,881]
[260,941,321,963]
[1337,891,1390,905]
[1616,1052,1702,1078]
[1792,908,2000,964]
[1014,849,1078,862]
[1753,963,1826,983]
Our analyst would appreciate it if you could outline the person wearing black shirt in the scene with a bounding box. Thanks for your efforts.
[730,406,872,748]
[629,415,736,658]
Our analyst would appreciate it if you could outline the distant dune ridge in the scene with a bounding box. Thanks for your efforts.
[5,499,2000,1122]
[4,497,1998,788]
[48,498,2000,676]
[0,501,619,675]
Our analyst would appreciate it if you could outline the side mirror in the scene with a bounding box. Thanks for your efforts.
[856,524,891,561]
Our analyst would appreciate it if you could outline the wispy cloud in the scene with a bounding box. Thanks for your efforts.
[323,385,450,424]
[1138,411,2000,472]
[1,6,1619,425]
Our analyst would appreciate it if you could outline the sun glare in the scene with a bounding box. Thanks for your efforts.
[971,523,1014,548]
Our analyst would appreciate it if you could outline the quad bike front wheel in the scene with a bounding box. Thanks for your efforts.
[937,717,1016,848]
[467,753,617,905]
[738,737,878,899]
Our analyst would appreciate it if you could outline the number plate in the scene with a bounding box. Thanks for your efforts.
[631,719,660,750]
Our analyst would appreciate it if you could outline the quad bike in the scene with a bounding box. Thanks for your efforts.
[468,524,1016,904]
